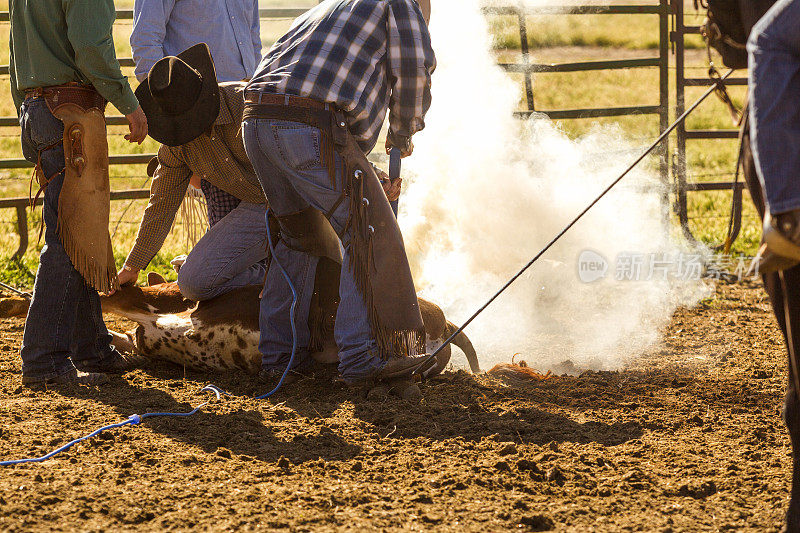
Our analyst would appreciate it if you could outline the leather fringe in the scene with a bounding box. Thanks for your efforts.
[175,185,209,248]
[344,165,426,360]
[57,215,118,294]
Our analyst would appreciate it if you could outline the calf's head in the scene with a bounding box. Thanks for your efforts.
[102,275,194,323]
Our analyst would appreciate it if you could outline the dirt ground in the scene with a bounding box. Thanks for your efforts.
[0,278,793,532]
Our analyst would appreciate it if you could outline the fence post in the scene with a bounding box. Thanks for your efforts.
[658,0,669,189]
[671,0,692,242]
[517,6,535,112]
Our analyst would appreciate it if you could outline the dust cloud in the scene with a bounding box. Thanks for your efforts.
[400,0,710,372]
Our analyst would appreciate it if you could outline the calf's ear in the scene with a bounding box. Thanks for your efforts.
[147,272,167,286]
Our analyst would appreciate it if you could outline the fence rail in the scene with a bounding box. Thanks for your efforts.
[494,0,670,184]
[0,190,151,260]
[0,1,672,260]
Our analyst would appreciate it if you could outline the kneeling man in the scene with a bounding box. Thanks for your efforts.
[118,45,268,300]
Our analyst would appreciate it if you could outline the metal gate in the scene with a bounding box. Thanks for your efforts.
[0,2,672,261]
[670,0,746,244]
[483,0,671,184]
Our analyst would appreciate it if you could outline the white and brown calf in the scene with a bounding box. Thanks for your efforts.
[100,271,480,377]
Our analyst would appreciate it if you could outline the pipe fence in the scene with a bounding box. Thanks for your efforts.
[0,1,685,261]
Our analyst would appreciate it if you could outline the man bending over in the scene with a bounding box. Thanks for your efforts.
[241,0,436,385]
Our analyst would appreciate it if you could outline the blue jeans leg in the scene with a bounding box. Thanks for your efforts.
[242,118,385,382]
[177,202,268,301]
[70,283,117,365]
[19,98,116,379]
[748,0,800,214]
[258,241,319,370]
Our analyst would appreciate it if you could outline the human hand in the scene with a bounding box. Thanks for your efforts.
[125,106,148,144]
[385,137,414,158]
[375,166,402,202]
[116,266,140,288]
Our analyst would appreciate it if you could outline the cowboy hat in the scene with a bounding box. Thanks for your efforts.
[135,43,220,146]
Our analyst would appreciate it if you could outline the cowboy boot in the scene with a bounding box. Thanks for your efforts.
[749,242,800,275]
[372,354,436,381]
[22,369,109,389]
[765,210,800,263]
[75,349,135,375]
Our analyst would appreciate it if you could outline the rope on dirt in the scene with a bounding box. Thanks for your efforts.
[411,69,737,376]
[0,280,31,300]
[0,385,224,466]
[2,212,296,465]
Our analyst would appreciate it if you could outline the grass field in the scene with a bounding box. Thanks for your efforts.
[0,0,756,291]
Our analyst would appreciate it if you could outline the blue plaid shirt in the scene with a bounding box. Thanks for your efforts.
[247,0,436,153]
[131,0,261,83]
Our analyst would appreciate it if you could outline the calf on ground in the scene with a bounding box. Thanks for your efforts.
[101,267,480,377]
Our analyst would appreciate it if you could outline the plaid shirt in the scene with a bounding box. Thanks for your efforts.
[200,180,241,227]
[246,0,436,153]
[125,82,266,270]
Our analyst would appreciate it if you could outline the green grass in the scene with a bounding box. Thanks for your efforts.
[0,0,755,290]
[488,13,702,51]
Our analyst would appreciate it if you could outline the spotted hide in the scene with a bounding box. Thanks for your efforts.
[101,269,481,376]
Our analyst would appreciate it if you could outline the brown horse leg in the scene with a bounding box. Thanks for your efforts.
[771,269,800,532]
[741,125,765,220]
[744,126,800,530]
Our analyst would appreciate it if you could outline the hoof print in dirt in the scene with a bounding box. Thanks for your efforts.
[390,379,422,402]
[494,460,511,471]
[518,514,555,531]
[497,442,518,456]
[516,458,540,473]
[668,480,718,499]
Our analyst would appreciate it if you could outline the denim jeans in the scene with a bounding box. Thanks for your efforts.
[177,201,268,301]
[19,98,119,379]
[241,118,386,383]
[748,0,800,214]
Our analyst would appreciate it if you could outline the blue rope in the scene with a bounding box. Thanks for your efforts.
[0,385,223,466]
[1,208,300,465]
[255,208,299,400]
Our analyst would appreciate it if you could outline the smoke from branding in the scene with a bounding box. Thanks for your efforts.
[399,0,709,372]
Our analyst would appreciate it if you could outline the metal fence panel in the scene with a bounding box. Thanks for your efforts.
[0,2,672,259]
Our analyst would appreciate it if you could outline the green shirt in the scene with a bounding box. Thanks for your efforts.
[9,0,139,115]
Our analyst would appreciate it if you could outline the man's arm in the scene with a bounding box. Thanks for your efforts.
[63,0,140,115]
[122,145,191,278]
[131,0,176,82]
[251,0,262,71]
[385,0,436,155]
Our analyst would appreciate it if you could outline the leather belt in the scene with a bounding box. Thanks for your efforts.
[244,91,332,112]
[25,83,106,112]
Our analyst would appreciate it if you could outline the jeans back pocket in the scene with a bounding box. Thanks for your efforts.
[272,124,322,171]
[28,99,64,148]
